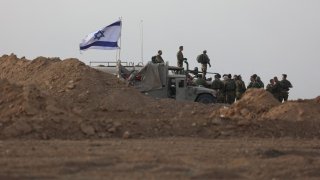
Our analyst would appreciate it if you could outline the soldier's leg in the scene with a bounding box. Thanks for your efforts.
[283,92,289,101]
[236,92,241,101]
[201,65,207,79]
[279,94,284,103]
[226,92,233,104]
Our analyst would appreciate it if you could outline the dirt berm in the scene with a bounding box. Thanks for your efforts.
[0,54,319,139]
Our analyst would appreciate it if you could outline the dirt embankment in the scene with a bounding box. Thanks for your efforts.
[0,54,319,139]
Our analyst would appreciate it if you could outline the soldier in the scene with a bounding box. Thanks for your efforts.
[197,50,211,79]
[247,75,261,89]
[280,74,293,102]
[256,76,264,88]
[266,79,275,93]
[194,74,207,87]
[177,46,186,68]
[154,50,164,63]
[223,74,236,104]
[235,75,246,100]
[273,76,283,102]
[211,73,225,103]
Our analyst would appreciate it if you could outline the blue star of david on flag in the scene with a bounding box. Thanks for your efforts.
[94,30,105,40]
[80,20,121,51]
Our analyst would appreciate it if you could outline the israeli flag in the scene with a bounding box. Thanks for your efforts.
[79,20,121,51]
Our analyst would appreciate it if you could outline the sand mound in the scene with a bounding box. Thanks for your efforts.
[0,54,218,139]
[262,97,320,121]
[1,54,320,139]
[210,88,280,120]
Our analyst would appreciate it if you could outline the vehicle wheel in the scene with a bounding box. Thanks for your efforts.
[196,94,216,104]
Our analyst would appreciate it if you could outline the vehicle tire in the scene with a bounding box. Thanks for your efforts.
[196,94,216,104]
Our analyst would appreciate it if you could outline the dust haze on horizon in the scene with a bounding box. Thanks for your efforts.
[0,0,319,100]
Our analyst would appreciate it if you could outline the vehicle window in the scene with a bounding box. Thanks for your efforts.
[178,80,184,88]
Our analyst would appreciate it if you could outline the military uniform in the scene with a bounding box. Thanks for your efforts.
[273,81,283,102]
[155,55,164,63]
[257,77,264,88]
[177,50,184,68]
[197,53,211,79]
[224,79,236,104]
[247,81,261,89]
[195,77,207,87]
[266,83,274,93]
[211,78,225,103]
[235,79,246,100]
[280,79,292,101]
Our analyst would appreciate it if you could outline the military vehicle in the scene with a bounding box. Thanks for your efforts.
[91,61,217,104]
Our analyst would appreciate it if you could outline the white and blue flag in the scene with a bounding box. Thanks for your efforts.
[79,20,121,51]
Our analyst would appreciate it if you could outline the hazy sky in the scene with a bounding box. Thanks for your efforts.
[1,0,319,99]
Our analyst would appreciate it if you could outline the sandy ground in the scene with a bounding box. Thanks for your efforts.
[1,138,320,179]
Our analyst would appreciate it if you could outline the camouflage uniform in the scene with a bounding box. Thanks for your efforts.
[177,50,184,68]
[155,55,164,63]
[273,81,283,102]
[247,81,261,89]
[211,78,225,103]
[235,79,246,100]
[224,79,236,104]
[195,77,207,87]
[197,53,211,79]
[266,83,274,93]
[280,79,292,101]
[256,77,264,88]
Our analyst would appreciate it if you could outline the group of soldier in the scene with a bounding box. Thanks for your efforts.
[154,46,212,77]
[210,74,246,104]
[152,46,293,104]
[208,73,292,104]
[266,74,293,102]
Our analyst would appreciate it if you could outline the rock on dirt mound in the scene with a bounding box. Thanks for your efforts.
[210,88,280,120]
[262,97,320,121]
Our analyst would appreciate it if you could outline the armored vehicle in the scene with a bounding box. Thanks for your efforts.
[91,61,217,104]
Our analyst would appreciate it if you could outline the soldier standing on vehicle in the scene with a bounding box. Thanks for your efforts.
[235,75,246,100]
[177,46,186,68]
[280,74,293,102]
[211,74,224,103]
[154,50,164,63]
[197,50,211,79]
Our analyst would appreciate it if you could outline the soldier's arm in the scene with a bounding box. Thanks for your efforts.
[207,55,211,66]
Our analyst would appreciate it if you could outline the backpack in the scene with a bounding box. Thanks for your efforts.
[197,54,203,63]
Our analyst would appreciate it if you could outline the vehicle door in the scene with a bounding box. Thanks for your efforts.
[175,77,186,101]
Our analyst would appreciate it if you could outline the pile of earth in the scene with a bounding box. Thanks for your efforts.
[208,88,320,138]
[210,88,281,121]
[210,88,320,122]
[0,54,218,139]
[262,97,320,121]
[0,54,319,139]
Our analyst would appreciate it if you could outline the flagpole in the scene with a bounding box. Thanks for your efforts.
[140,20,144,65]
[118,17,122,61]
